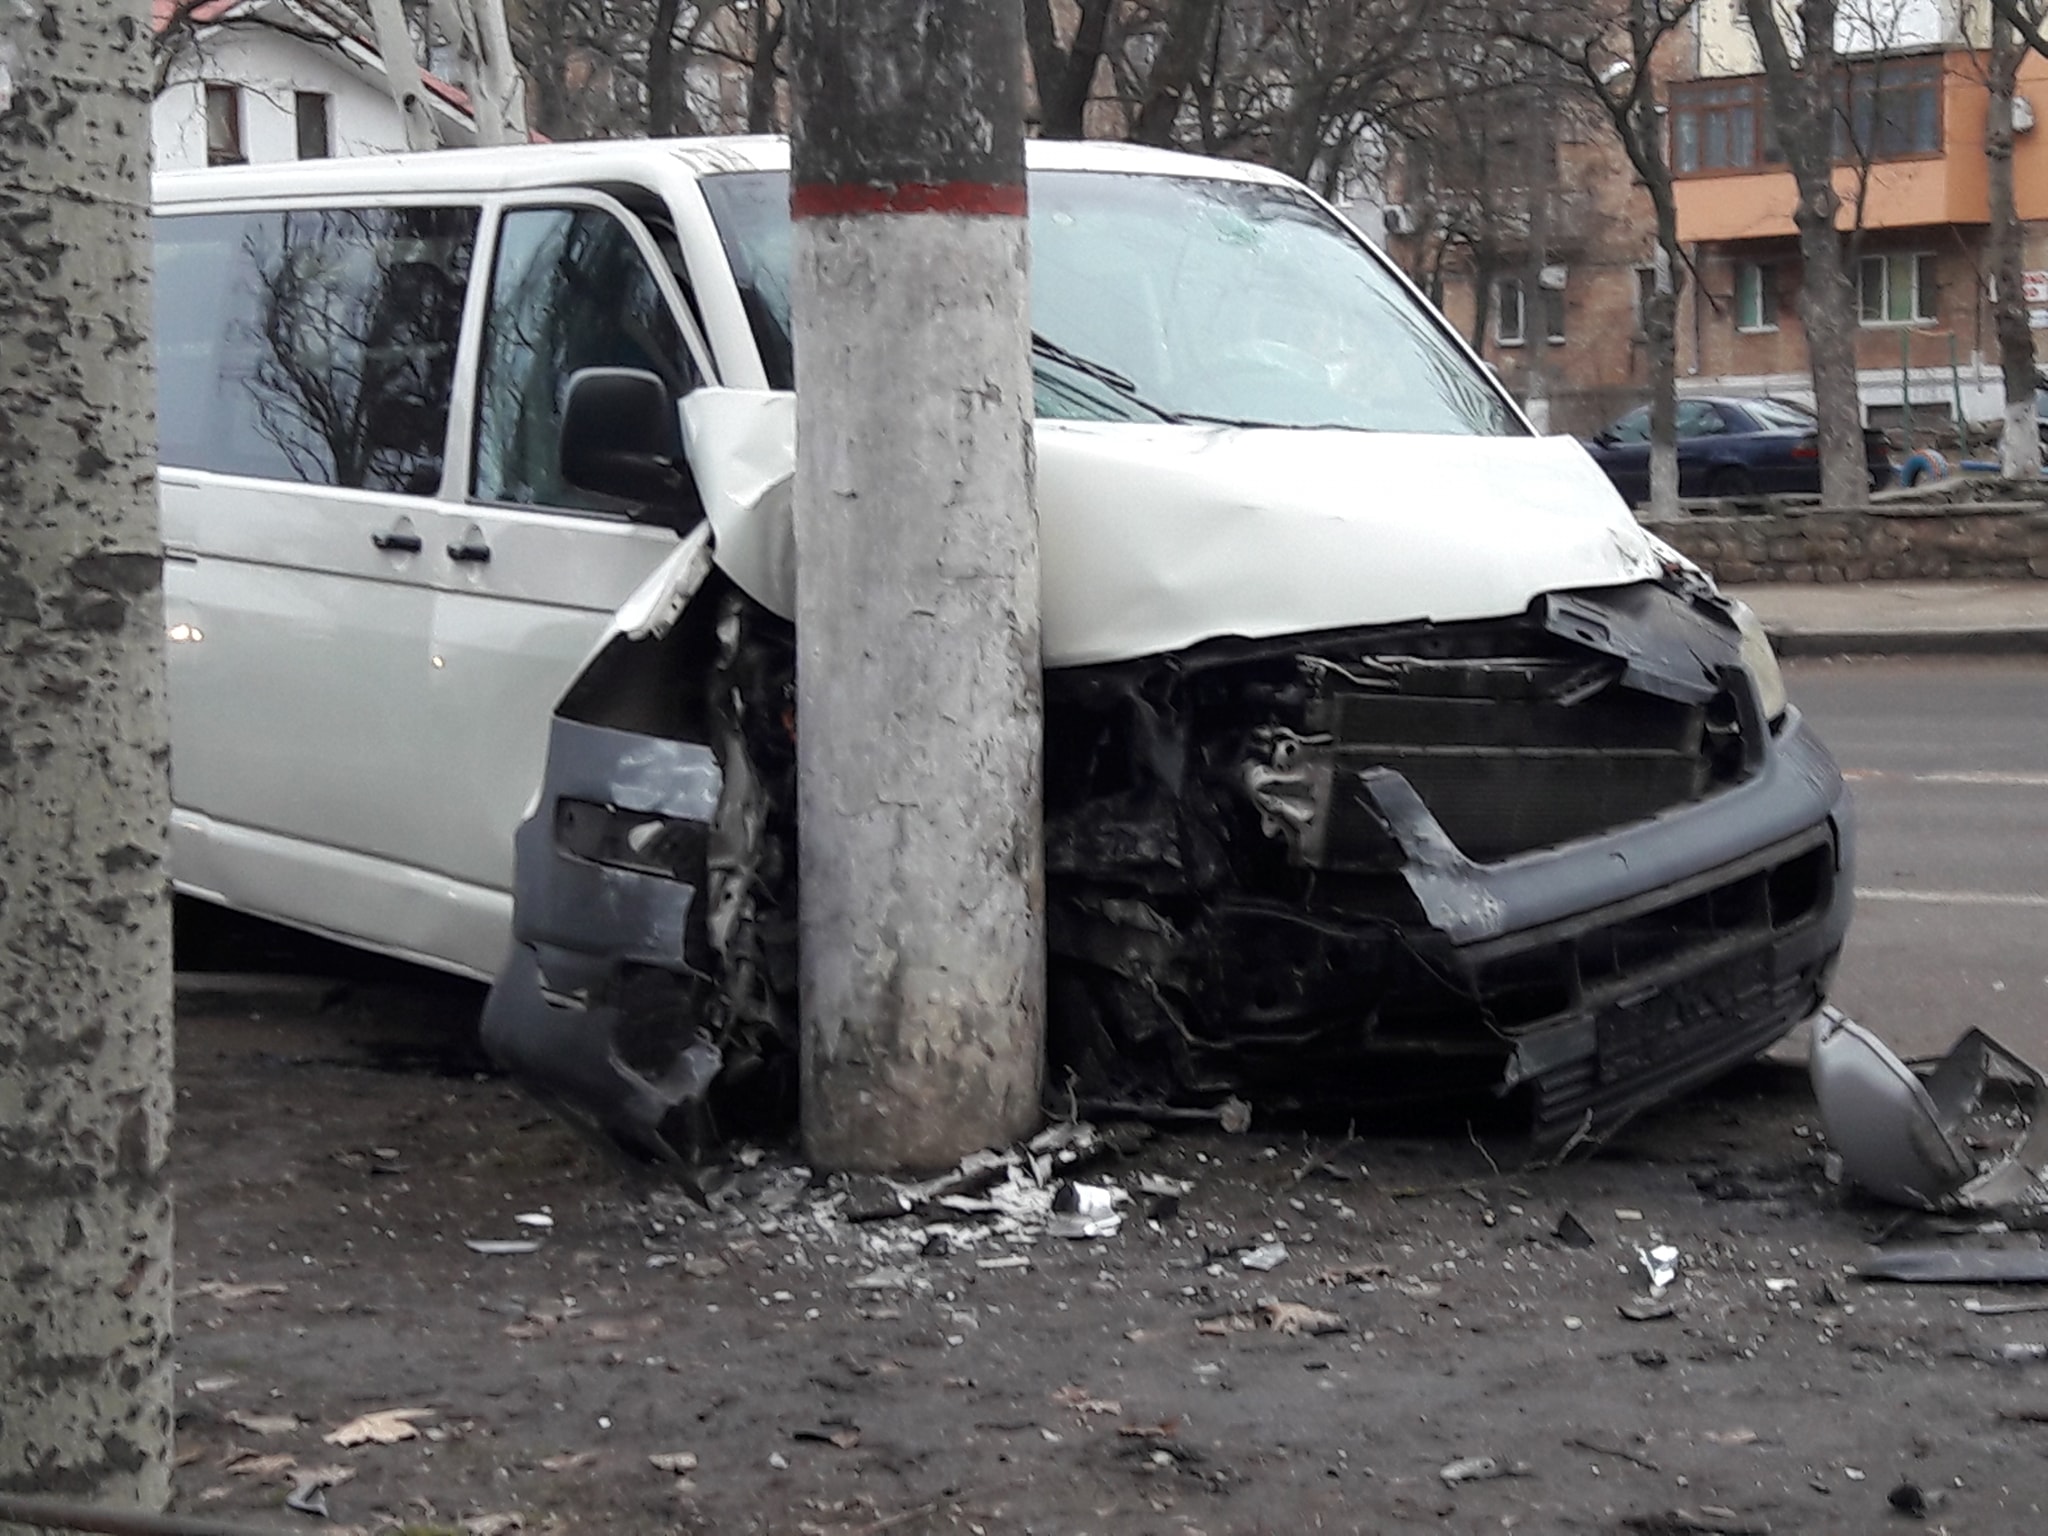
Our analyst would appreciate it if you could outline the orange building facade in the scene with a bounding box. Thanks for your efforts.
[1387,9,2048,439]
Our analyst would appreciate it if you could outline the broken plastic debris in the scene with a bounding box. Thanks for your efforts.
[1640,1243,1679,1295]
[465,1238,543,1256]
[1439,1455,1528,1485]
[1554,1212,1597,1249]
[1240,1241,1289,1272]
[1855,1245,2048,1285]
[514,1212,555,1230]
[1046,1180,1125,1240]
[1811,1009,2048,1213]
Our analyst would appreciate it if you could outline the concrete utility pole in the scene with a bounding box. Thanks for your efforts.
[0,0,174,1510]
[788,0,1045,1172]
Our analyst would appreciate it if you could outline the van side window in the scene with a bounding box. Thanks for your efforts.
[155,207,477,493]
[473,206,701,512]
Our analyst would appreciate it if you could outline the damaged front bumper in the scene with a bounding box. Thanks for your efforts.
[484,578,1853,1161]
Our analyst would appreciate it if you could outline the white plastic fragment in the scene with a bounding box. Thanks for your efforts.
[1240,1242,1289,1273]
[465,1238,542,1256]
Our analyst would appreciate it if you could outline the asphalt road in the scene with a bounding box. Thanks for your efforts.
[1789,654,2048,1062]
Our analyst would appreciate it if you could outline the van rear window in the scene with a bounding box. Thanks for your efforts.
[155,205,477,493]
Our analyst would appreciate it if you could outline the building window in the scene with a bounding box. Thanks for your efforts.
[1672,54,1943,177]
[1859,252,1935,323]
[204,83,244,167]
[1670,77,1770,174]
[1495,277,1526,346]
[294,92,332,159]
[1735,262,1778,330]
[1838,56,1943,161]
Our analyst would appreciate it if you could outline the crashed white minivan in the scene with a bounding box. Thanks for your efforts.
[153,137,1853,1161]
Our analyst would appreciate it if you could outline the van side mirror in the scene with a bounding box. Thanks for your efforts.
[559,368,695,521]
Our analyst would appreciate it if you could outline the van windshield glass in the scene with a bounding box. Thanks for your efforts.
[700,169,1518,435]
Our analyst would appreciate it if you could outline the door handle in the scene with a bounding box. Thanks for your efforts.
[372,529,423,553]
[447,539,492,564]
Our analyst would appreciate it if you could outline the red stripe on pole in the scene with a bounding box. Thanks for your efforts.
[791,180,1028,219]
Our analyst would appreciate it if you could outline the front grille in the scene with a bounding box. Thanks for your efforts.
[1529,952,1825,1144]
[1309,655,1737,864]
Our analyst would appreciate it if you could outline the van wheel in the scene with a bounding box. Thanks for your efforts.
[1709,466,1756,498]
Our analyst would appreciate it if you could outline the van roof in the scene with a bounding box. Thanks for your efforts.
[151,134,1297,206]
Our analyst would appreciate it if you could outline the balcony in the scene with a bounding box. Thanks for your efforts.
[1671,48,2048,243]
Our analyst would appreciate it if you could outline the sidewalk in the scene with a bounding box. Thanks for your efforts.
[1725,579,2048,657]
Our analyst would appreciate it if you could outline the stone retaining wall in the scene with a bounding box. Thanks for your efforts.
[1643,503,2048,583]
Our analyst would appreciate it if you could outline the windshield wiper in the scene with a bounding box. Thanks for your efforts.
[1029,332,1182,423]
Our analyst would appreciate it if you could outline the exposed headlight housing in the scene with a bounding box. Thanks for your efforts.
[1730,601,1788,724]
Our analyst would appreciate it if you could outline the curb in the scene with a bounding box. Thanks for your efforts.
[1767,626,2048,659]
[173,971,346,1011]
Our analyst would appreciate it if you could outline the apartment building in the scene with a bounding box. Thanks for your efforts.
[1675,0,2048,433]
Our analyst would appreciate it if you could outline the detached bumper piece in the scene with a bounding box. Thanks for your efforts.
[1046,579,1852,1149]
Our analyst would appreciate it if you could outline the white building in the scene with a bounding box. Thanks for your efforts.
[151,0,478,170]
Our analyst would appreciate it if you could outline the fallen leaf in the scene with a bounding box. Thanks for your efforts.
[227,1453,298,1479]
[463,1515,524,1536]
[792,1426,862,1449]
[1050,1385,1121,1416]
[192,1375,240,1393]
[648,1452,699,1475]
[294,1465,356,1489]
[1194,1312,1256,1336]
[540,1450,600,1473]
[1704,1429,1759,1447]
[503,1320,553,1341]
[191,1281,289,1304]
[1313,1263,1389,1286]
[323,1408,435,1447]
[681,1256,728,1279]
[1118,1418,1183,1441]
[587,1321,633,1343]
[175,1446,207,1468]
[196,1486,232,1504]
[228,1410,302,1437]
[1260,1300,1348,1336]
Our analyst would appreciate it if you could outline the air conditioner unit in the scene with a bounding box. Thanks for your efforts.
[1383,204,1420,236]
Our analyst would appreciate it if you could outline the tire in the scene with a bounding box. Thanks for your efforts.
[1708,465,1757,499]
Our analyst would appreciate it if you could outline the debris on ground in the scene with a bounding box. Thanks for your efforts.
[324,1408,434,1447]
[1239,1241,1289,1272]
[464,1238,543,1256]
[1555,1211,1597,1248]
[1439,1454,1529,1485]
[1812,1009,2048,1214]
[1854,1245,2048,1284]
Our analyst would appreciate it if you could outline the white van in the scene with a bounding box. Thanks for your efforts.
[154,137,1853,1161]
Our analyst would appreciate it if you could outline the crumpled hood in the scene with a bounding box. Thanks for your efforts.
[679,389,1664,669]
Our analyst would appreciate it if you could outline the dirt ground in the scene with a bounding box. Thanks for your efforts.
[169,970,2048,1536]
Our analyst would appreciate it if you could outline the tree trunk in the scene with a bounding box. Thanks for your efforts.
[1131,0,1220,146]
[788,0,1044,1171]
[442,0,528,146]
[645,0,705,137]
[1989,15,2042,479]
[1023,0,1112,141]
[0,0,174,1510]
[747,3,783,134]
[1743,0,1868,508]
[1646,183,1683,518]
[366,0,442,149]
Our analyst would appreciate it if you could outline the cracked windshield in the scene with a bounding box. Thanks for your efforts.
[701,168,1520,434]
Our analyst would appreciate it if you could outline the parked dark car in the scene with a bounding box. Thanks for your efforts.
[1583,396,1892,503]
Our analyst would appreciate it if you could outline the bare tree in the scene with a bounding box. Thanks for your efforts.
[1985,7,2044,477]
[432,0,529,144]
[1024,0,1117,138]
[366,0,443,148]
[0,0,174,1512]
[1742,0,1870,507]
[1515,0,1698,518]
